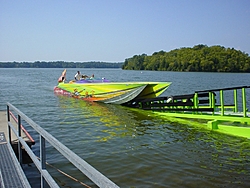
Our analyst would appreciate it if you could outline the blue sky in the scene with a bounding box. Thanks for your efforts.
[1,0,250,62]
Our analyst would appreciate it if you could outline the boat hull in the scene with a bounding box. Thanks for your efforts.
[54,82,171,104]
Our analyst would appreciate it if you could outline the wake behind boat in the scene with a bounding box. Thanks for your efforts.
[54,69,171,104]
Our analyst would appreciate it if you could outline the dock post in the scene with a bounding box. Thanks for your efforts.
[242,88,247,117]
[220,90,224,116]
[234,89,238,112]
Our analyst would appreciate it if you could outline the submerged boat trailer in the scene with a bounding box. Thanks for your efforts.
[124,85,250,138]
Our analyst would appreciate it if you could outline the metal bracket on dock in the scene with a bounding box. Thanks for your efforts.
[207,120,219,130]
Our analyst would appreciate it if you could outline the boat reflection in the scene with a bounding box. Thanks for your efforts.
[56,96,160,142]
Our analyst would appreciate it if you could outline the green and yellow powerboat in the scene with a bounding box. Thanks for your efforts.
[54,69,171,104]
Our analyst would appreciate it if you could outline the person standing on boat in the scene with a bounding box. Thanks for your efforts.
[75,71,82,81]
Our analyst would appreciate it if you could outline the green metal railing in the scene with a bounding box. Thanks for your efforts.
[195,85,249,116]
[126,85,249,115]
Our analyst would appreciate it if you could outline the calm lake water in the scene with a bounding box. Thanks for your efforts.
[0,68,250,188]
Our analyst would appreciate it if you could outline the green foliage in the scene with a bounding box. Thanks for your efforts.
[0,61,123,68]
[122,45,250,72]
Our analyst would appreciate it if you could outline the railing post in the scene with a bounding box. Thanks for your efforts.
[234,89,238,112]
[18,115,22,165]
[242,88,247,117]
[7,105,12,144]
[210,92,215,115]
[194,93,198,109]
[220,90,224,116]
[209,92,212,107]
[40,135,46,187]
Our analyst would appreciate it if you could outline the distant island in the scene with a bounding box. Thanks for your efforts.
[122,44,250,72]
[1,44,250,72]
[0,61,123,68]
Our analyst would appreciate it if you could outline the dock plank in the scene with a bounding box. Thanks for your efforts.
[0,132,31,188]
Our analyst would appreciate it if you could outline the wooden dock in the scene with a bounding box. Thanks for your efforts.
[0,111,31,188]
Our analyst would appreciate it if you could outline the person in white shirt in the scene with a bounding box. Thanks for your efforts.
[75,71,81,81]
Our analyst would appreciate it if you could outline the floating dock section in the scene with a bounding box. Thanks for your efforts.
[125,85,250,138]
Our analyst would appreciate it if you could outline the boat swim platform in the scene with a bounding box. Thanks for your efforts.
[0,111,31,188]
[124,85,250,139]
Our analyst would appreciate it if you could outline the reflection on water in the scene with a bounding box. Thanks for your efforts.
[56,96,164,143]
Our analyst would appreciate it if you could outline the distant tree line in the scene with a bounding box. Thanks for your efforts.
[0,61,123,68]
[122,44,250,72]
